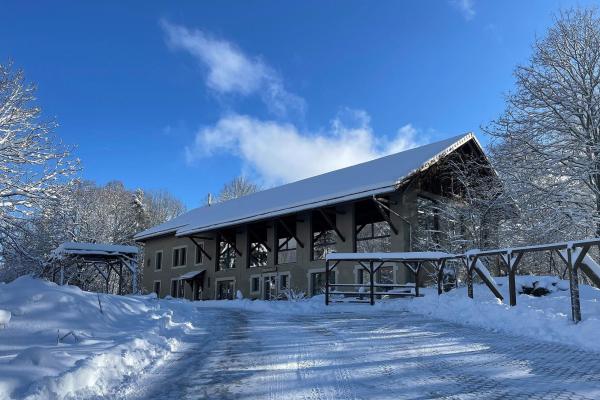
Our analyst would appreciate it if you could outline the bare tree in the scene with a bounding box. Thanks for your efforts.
[216,176,260,202]
[485,8,600,239]
[0,63,77,266]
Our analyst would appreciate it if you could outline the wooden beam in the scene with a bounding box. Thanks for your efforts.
[372,198,398,235]
[278,218,304,248]
[220,233,242,256]
[500,252,523,306]
[190,235,214,241]
[248,229,272,252]
[188,237,212,261]
[318,209,346,242]
[325,260,330,306]
[369,261,375,306]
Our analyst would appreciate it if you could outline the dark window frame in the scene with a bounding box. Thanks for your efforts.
[356,221,391,253]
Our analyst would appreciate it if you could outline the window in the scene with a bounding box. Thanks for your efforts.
[155,251,163,271]
[218,237,237,270]
[172,247,186,267]
[313,229,336,260]
[356,221,391,253]
[195,242,204,265]
[280,274,289,291]
[146,257,151,268]
[416,196,442,250]
[251,277,260,292]
[249,242,268,267]
[310,271,335,296]
[153,281,161,296]
[277,220,297,264]
[171,280,177,297]
[277,237,297,264]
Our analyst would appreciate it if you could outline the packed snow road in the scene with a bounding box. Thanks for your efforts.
[116,308,600,400]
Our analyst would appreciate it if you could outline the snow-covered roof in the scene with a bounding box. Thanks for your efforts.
[178,270,206,280]
[135,133,481,241]
[326,251,458,262]
[51,242,138,258]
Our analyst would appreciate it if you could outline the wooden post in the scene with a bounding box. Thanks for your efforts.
[60,265,64,286]
[414,262,420,297]
[508,263,517,306]
[325,260,330,306]
[567,247,582,323]
[466,257,473,299]
[369,261,375,306]
[118,262,123,296]
[106,265,111,294]
[436,260,446,295]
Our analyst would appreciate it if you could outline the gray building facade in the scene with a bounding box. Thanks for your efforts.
[135,133,485,300]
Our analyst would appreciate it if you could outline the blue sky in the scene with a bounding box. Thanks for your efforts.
[0,0,593,208]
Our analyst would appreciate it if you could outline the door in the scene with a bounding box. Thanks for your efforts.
[263,276,277,300]
[217,280,234,300]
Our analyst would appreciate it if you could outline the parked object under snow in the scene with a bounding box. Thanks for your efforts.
[518,276,569,297]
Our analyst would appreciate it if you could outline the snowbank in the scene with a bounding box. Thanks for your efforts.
[0,276,204,400]
[384,276,600,353]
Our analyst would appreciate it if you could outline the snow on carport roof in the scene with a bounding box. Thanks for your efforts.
[134,133,480,240]
[51,242,138,257]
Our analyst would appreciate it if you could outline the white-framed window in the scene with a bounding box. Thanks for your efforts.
[250,276,260,293]
[155,250,163,271]
[279,273,290,291]
[172,246,187,268]
[153,280,161,296]
[194,242,204,265]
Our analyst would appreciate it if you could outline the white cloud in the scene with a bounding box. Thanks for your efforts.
[161,20,304,116]
[185,110,423,186]
[451,0,476,20]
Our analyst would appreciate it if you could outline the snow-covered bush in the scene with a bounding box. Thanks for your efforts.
[279,288,307,301]
[0,309,11,328]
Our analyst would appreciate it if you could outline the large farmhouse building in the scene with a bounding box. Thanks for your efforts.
[134,133,487,300]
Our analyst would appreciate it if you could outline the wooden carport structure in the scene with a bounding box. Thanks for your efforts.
[464,238,600,322]
[326,238,600,323]
[46,242,139,295]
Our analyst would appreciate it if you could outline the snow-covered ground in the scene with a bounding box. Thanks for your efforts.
[0,277,206,400]
[2,275,600,399]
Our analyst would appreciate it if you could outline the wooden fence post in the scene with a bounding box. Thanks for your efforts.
[325,260,330,306]
[466,257,474,299]
[437,260,445,295]
[567,247,582,323]
[369,261,375,306]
